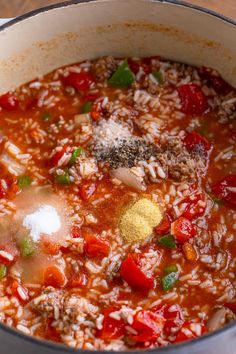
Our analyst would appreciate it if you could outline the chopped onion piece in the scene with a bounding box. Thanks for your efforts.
[0,141,29,176]
[207,307,236,332]
[0,153,26,176]
[111,167,146,191]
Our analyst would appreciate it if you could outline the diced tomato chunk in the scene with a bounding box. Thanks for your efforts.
[62,71,95,92]
[127,59,150,75]
[198,67,232,95]
[0,92,19,111]
[0,179,7,198]
[24,97,38,111]
[208,76,230,95]
[184,131,211,155]
[11,280,29,303]
[212,175,236,207]
[84,234,110,258]
[90,98,106,121]
[79,181,96,201]
[182,242,198,261]
[127,59,141,74]
[97,307,125,340]
[81,94,99,103]
[154,214,171,235]
[50,147,68,168]
[143,56,161,65]
[0,182,16,200]
[224,303,236,314]
[153,304,184,335]
[120,253,154,291]
[128,57,160,75]
[0,244,19,266]
[171,217,195,244]
[71,225,81,238]
[177,84,208,115]
[45,320,61,342]
[164,305,184,334]
[131,310,165,343]
[231,130,236,142]
[40,237,61,255]
[6,177,20,199]
[181,193,206,220]
[43,265,66,288]
[174,321,206,343]
[67,272,88,289]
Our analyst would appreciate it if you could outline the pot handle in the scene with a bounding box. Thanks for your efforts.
[0,18,13,26]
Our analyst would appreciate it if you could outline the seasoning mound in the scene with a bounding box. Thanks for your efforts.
[23,205,61,242]
[92,118,158,169]
[93,119,131,150]
[119,198,162,243]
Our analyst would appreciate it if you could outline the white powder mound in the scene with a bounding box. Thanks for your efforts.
[94,119,131,149]
[23,204,61,242]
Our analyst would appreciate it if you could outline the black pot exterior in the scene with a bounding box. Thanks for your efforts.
[0,1,235,354]
[0,321,236,354]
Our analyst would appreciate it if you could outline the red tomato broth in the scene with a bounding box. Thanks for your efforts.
[0,56,235,350]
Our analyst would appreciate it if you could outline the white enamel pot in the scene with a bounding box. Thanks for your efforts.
[0,1,235,353]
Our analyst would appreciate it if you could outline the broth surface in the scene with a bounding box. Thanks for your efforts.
[0,56,235,350]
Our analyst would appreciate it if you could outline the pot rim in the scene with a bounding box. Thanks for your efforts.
[0,0,235,352]
[0,0,235,31]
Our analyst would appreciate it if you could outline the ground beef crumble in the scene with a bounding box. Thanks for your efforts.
[32,287,98,324]
[134,74,162,95]
[32,287,64,319]
[213,93,236,123]
[159,138,208,181]
[91,56,118,82]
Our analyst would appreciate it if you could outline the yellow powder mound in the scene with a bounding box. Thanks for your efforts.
[119,198,162,243]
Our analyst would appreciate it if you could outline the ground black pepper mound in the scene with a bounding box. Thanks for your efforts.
[94,138,159,169]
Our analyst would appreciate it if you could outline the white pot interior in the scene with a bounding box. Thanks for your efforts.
[0,0,235,93]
